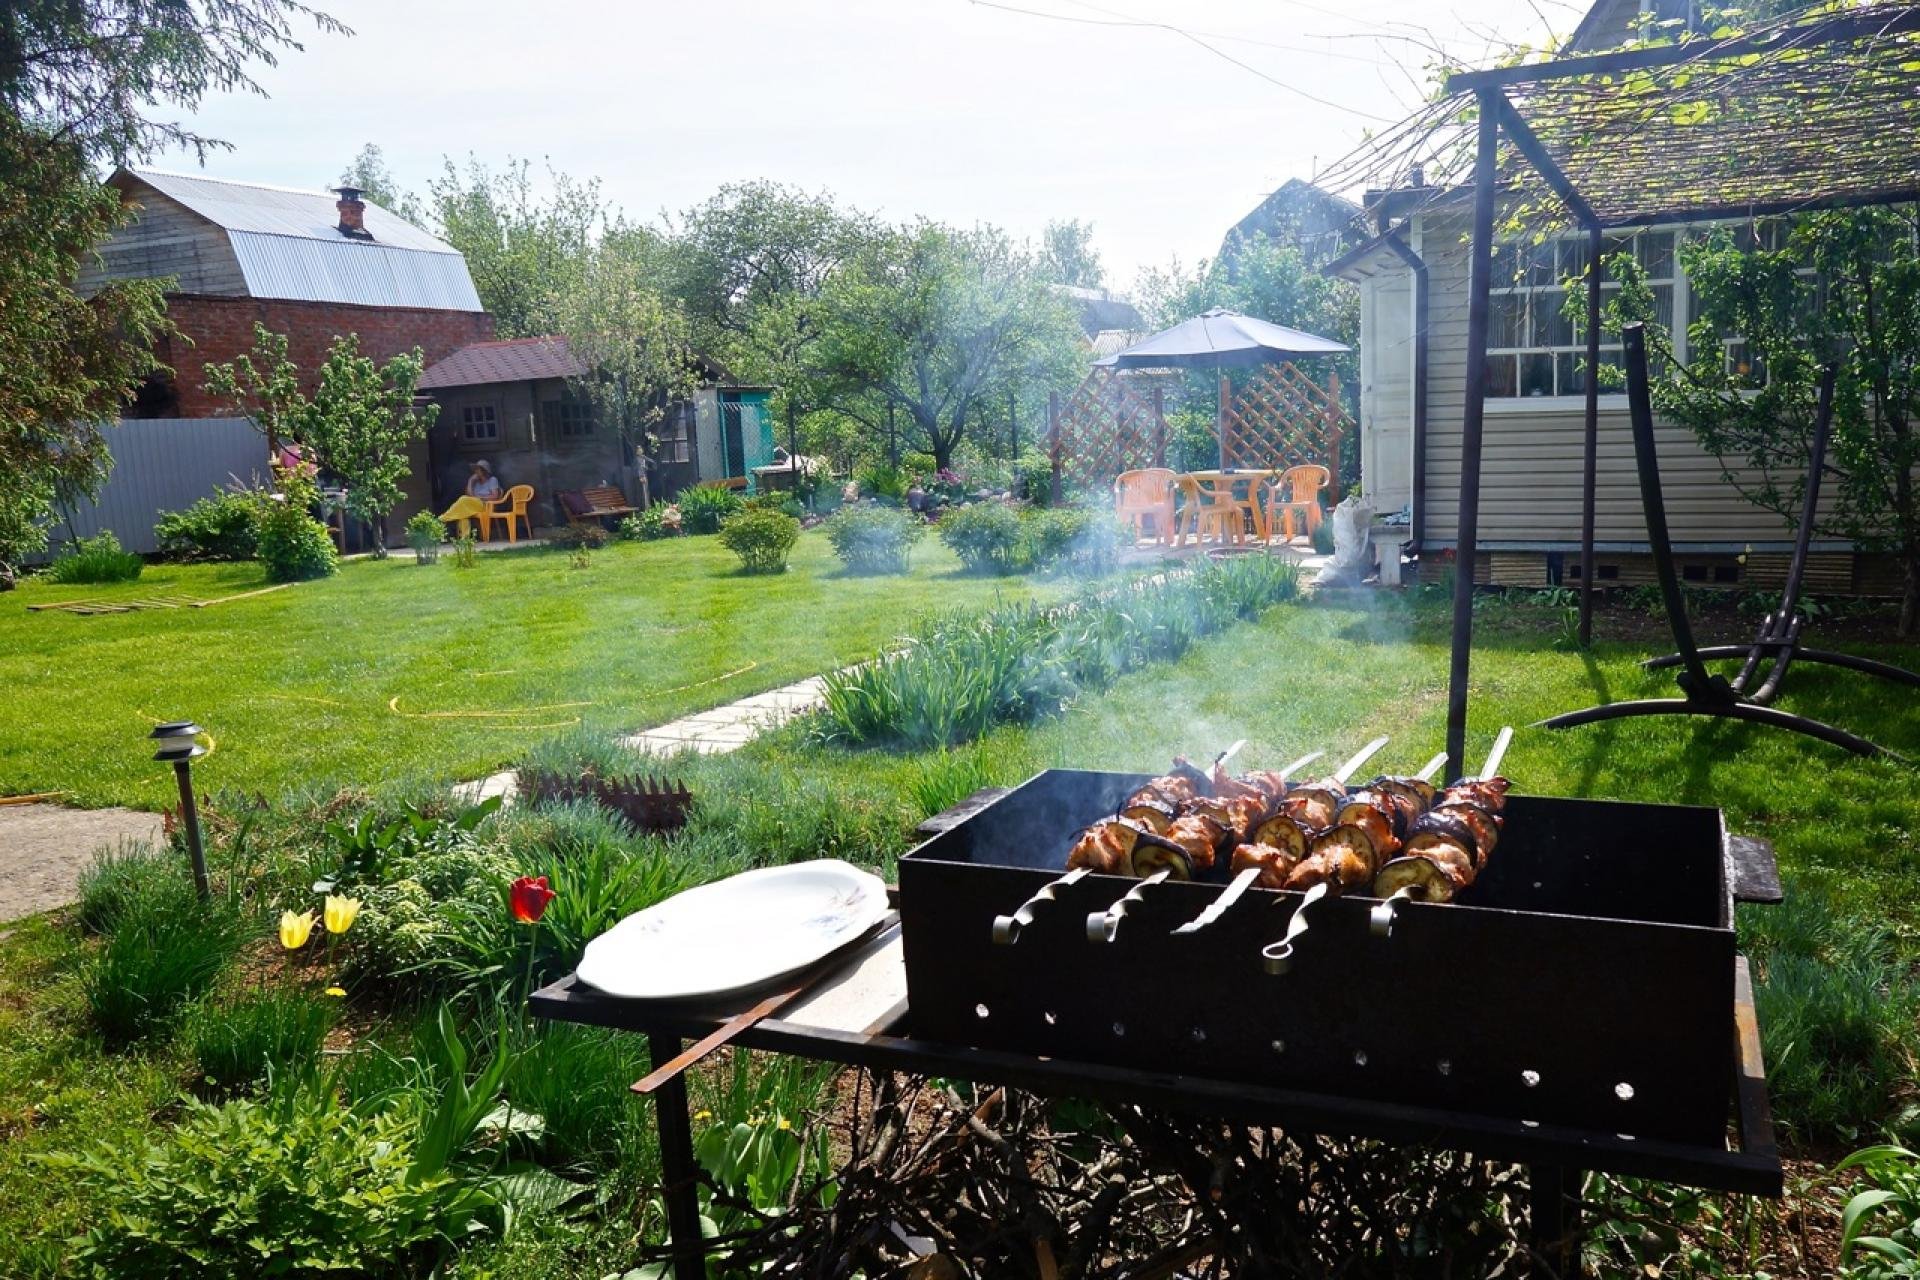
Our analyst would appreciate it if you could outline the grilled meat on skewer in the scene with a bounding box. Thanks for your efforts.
[1374,852,1469,903]
[1119,795,1178,835]
[1443,777,1510,813]
[1402,810,1482,873]
[1310,823,1384,877]
[1334,791,1403,862]
[1435,800,1501,861]
[1248,808,1310,861]
[1371,773,1439,811]
[1130,834,1197,880]
[1284,843,1372,892]
[1230,841,1302,889]
[1283,779,1347,830]
[1163,814,1226,872]
[1068,819,1146,875]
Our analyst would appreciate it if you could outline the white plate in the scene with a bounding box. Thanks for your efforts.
[575,859,890,1001]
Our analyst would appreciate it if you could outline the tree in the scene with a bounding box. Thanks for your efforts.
[807,222,1083,472]
[555,221,698,507]
[295,335,437,555]
[1603,211,1920,635]
[1039,218,1105,289]
[337,142,415,220]
[0,118,171,586]
[203,323,306,449]
[424,157,604,338]
[0,0,339,586]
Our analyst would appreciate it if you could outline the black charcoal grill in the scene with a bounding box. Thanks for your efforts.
[901,766,1771,1149]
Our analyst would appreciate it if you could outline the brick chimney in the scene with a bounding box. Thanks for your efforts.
[334,186,371,239]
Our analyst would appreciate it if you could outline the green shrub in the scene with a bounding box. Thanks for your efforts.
[679,483,746,534]
[76,841,192,936]
[1311,510,1337,554]
[405,509,443,564]
[855,462,910,503]
[450,533,479,568]
[47,531,143,584]
[547,522,609,552]
[155,492,260,562]
[84,892,246,1045]
[1014,450,1056,504]
[256,468,339,583]
[719,507,800,574]
[619,504,682,540]
[1021,506,1127,576]
[745,491,806,520]
[824,505,923,574]
[938,501,1024,574]
[185,987,334,1093]
[41,1056,532,1280]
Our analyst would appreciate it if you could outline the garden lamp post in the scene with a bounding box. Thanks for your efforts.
[150,721,209,900]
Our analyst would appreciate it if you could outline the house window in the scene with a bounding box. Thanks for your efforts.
[460,405,498,443]
[541,398,595,438]
[1485,230,1676,399]
[663,404,692,464]
[1715,219,1816,389]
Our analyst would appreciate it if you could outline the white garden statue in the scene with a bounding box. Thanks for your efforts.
[1313,493,1376,588]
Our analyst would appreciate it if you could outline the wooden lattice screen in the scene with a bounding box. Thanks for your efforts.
[1218,363,1350,497]
[1048,367,1164,492]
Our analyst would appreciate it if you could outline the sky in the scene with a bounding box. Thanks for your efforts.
[150,0,1587,289]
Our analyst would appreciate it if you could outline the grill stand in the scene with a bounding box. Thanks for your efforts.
[532,913,1780,1279]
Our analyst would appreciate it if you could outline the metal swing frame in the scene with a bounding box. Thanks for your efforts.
[1538,324,1915,759]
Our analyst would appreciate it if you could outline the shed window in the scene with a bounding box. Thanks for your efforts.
[542,399,595,438]
[663,404,692,464]
[1484,230,1674,399]
[460,405,498,443]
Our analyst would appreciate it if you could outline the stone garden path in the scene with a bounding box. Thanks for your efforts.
[0,803,163,924]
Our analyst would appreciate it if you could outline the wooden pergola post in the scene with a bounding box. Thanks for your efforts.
[1047,390,1062,506]
[1216,373,1231,469]
[1325,369,1343,504]
[1152,383,1167,468]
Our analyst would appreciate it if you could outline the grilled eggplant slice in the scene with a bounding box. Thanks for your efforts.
[1230,841,1300,889]
[1249,809,1309,860]
[1119,796,1177,835]
[1435,800,1501,859]
[1372,774,1439,811]
[1403,812,1481,876]
[1309,824,1382,880]
[1335,791,1403,858]
[1373,854,1467,903]
[1130,832,1196,880]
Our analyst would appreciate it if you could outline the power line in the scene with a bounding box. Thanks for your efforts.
[967,0,1404,120]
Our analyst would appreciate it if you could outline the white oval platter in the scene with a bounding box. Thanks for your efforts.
[575,859,890,1001]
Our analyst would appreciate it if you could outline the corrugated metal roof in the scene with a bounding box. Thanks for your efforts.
[418,337,587,389]
[129,168,456,252]
[229,232,484,312]
[120,168,485,312]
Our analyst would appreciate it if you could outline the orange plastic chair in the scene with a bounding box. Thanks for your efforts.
[438,495,486,540]
[478,484,535,544]
[1113,468,1177,545]
[1265,465,1330,544]
[1177,474,1244,547]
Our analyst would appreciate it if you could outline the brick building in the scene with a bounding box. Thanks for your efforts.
[77,168,495,526]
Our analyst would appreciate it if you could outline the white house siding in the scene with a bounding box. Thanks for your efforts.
[1400,209,1838,554]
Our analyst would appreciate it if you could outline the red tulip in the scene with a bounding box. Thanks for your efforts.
[510,875,556,924]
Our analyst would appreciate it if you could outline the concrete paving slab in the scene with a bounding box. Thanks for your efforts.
[0,803,165,922]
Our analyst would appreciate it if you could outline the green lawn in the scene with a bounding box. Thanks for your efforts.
[0,533,1086,809]
[3,585,1915,1278]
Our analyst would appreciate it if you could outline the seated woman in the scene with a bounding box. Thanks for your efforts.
[465,460,504,504]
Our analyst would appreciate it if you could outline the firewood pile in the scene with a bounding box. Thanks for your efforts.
[633,1072,1533,1278]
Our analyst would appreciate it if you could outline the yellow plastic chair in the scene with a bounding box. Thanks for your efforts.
[1113,468,1177,545]
[1266,465,1330,545]
[438,495,486,540]
[478,484,535,544]
[1177,474,1244,547]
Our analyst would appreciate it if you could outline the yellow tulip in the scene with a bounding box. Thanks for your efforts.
[323,895,362,935]
[279,910,316,950]
[324,986,347,998]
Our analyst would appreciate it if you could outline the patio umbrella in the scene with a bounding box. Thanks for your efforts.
[1094,307,1349,369]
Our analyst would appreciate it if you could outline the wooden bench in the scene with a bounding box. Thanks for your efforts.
[559,485,637,526]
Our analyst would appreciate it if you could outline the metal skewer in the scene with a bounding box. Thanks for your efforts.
[1086,869,1170,943]
[992,867,1090,945]
[1472,726,1514,781]
[1331,735,1391,785]
[1262,881,1329,975]
[1214,739,1247,769]
[1415,751,1449,782]
[1279,749,1325,777]
[1174,865,1259,935]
